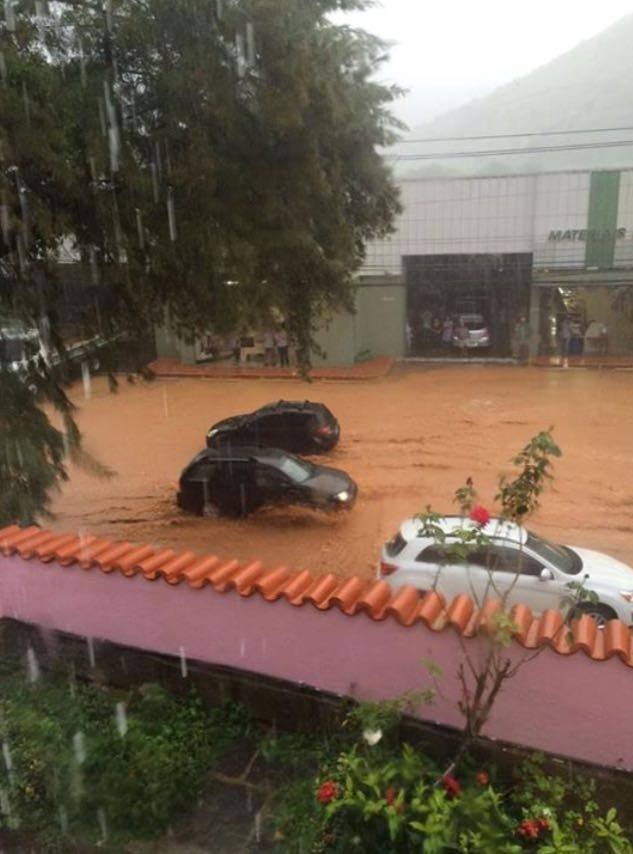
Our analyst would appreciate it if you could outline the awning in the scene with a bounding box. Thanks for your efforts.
[533,269,633,288]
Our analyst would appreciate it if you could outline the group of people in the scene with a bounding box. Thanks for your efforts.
[263,327,290,366]
[559,317,608,357]
[406,313,466,349]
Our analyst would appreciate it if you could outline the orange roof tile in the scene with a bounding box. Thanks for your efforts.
[0,524,632,668]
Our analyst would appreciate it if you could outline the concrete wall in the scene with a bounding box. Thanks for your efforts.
[312,278,406,365]
[1,553,632,771]
[363,169,633,276]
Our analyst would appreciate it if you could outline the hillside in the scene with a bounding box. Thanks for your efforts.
[389,14,633,178]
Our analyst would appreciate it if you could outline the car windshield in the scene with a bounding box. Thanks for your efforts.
[526,532,582,575]
[274,455,313,483]
[463,318,485,330]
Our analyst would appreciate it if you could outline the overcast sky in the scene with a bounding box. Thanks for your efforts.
[334,0,633,129]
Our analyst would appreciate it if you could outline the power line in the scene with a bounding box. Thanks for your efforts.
[395,126,633,145]
[386,138,633,162]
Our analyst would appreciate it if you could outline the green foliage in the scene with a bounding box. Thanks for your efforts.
[496,429,562,522]
[0,0,401,521]
[0,663,248,849]
[271,741,633,853]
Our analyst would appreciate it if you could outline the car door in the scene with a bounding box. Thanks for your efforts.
[254,413,288,448]
[218,459,254,514]
[410,544,469,600]
[465,544,559,614]
[253,463,293,506]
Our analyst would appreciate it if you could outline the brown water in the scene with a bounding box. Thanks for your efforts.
[50,365,633,581]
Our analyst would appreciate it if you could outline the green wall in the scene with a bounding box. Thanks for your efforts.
[312,278,406,365]
[585,171,621,268]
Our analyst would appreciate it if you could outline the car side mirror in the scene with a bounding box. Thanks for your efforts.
[539,567,554,582]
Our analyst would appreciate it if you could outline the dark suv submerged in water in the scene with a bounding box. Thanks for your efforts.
[177,446,356,518]
[206,400,340,454]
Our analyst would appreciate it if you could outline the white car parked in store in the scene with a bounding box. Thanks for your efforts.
[379,516,633,626]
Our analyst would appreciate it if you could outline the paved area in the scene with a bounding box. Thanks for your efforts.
[149,356,395,381]
[51,364,633,580]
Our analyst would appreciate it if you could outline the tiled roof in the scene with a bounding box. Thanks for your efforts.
[1,524,632,667]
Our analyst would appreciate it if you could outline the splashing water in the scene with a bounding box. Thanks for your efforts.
[72,731,86,765]
[0,786,10,815]
[246,22,256,66]
[78,40,86,88]
[58,804,68,833]
[179,646,188,678]
[150,161,159,203]
[0,195,9,245]
[167,187,177,241]
[235,33,246,78]
[135,208,145,249]
[26,646,40,683]
[97,806,108,841]
[4,0,15,32]
[86,636,96,668]
[115,702,127,737]
[98,97,107,137]
[81,361,92,399]
[2,740,14,786]
[89,246,99,285]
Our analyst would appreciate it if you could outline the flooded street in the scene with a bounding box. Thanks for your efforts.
[51,365,633,581]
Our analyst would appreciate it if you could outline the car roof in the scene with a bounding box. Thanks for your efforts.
[257,400,326,414]
[189,447,290,465]
[399,515,526,546]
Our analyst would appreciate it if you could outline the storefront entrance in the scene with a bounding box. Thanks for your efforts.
[535,282,633,357]
[404,253,532,357]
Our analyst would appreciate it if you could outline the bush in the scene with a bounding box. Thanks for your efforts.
[272,741,633,853]
[0,658,248,849]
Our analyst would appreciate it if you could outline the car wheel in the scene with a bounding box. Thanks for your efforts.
[573,602,618,629]
[201,502,222,519]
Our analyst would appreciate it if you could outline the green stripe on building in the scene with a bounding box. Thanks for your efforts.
[585,171,621,268]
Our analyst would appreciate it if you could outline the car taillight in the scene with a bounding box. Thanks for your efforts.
[316,425,333,436]
[380,561,398,576]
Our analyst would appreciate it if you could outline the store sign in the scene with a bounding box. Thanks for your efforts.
[548,228,627,242]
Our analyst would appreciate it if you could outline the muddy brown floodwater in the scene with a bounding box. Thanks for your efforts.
[50,365,633,582]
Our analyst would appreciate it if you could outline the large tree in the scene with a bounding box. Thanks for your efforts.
[0,0,401,521]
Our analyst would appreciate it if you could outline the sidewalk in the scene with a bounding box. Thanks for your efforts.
[148,356,395,381]
[533,355,633,369]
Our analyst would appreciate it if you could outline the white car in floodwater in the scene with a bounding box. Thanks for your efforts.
[378,516,633,627]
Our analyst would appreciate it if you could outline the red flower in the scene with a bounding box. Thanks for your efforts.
[537,817,550,831]
[442,774,461,799]
[317,781,339,805]
[385,785,397,806]
[517,819,540,839]
[475,770,490,787]
[469,505,491,526]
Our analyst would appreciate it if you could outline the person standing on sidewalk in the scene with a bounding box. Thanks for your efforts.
[263,328,276,366]
[275,326,290,366]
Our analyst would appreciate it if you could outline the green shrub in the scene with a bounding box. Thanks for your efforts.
[0,660,248,849]
[271,742,633,853]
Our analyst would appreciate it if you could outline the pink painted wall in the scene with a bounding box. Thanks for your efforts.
[1,555,632,771]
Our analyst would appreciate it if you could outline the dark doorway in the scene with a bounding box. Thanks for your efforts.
[404,253,533,357]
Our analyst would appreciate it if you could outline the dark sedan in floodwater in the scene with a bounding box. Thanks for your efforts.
[206,400,340,454]
[177,446,357,518]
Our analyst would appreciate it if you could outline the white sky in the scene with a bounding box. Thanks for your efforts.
[334,0,633,129]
